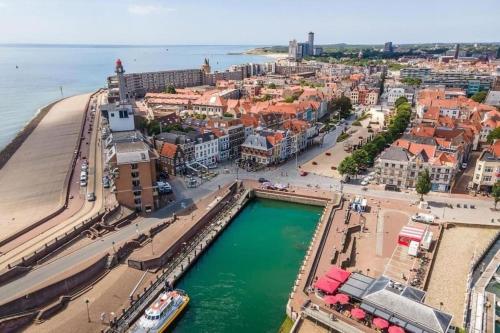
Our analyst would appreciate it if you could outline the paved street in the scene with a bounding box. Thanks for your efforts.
[0,93,107,267]
[0,113,498,303]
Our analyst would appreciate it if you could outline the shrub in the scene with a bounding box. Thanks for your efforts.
[352,120,362,126]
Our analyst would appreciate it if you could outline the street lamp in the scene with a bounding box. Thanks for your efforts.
[151,238,154,255]
[135,223,139,235]
[85,299,90,323]
[112,241,116,253]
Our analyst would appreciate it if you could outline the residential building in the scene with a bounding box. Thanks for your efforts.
[472,140,500,191]
[240,134,274,166]
[106,141,158,212]
[159,142,185,176]
[386,87,415,105]
[190,132,219,167]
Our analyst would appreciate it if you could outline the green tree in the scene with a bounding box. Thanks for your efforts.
[166,85,177,94]
[284,95,297,103]
[338,156,358,176]
[267,83,277,89]
[401,77,422,86]
[492,182,500,210]
[471,91,487,103]
[487,127,500,144]
[394,96,408,108]
[329,96,352,119]
[352,149,370,169]
[416,169,432,201]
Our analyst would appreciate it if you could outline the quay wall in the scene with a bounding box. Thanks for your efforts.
[0,312,37,333]
[252,189,330,206]
[128,181,240,271]
[0,254,109,320]
[0,90,101,249]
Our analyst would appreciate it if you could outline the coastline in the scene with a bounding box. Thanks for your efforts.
[229,47,288,59]
[0,99,63,169]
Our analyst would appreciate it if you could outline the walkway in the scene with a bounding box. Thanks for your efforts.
[0,93,91,243]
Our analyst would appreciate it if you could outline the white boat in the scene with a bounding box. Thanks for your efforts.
[130,289,189,333]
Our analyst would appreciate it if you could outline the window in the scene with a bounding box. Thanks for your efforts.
[131,163,138,170]
[111,112,115,117]
[485,167,493,173]
[132,180,140,187]
[131,171,139,178]
[119,110,129,118]
[483,176,492,182]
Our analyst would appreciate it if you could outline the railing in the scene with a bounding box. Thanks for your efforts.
[107,189,248,332]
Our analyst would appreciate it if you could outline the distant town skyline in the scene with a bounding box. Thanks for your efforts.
[0,0,499,45]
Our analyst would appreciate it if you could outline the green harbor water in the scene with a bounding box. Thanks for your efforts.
[172,198,322,333]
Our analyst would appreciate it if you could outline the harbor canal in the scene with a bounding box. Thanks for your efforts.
[172,198,322,333]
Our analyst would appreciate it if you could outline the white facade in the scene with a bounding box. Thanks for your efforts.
[194,136,219,166]
[103,103,135,132]
[387,88,414,106]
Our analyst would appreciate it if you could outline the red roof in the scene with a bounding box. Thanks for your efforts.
[160,143,178,159]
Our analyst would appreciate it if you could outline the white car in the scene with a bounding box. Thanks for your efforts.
[81,163,88,171]
[80,179,87,187]
[360,180,369,186]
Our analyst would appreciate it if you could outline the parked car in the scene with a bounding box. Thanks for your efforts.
[157,181,172,194]
[81,163,88,171]
[87,192,95,201]
[300,171,308,176]
[461,163,468,169]
[360,180,369,186]
[258,177,268,183]
[102,176,110,188]
[80,179,87,187]
[411,213,436,224]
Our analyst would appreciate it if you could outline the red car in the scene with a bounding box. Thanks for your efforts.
[300,171,308,176]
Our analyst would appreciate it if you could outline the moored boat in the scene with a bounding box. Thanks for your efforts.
[130,289,189,333]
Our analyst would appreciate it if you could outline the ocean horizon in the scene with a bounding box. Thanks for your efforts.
[0,44,268,150]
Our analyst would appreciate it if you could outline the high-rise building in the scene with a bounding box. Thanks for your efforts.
[383,42,393,53]
[308,32,314,56]
[454,43,460,59]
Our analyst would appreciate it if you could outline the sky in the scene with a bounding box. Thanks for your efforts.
[0,0,499,45]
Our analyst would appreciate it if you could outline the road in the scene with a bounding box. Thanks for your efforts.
[0,112,498,303]
[0,92,107,268]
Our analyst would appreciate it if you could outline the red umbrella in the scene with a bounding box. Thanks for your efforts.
[373,317,390,329]
[323,295,337,305]
[336,293,350,305]
[351,308,366,320]
[388,326,405,333]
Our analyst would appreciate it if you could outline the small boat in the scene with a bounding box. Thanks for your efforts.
[130,289,189,333]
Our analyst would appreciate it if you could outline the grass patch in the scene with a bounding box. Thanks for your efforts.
[357,113,370,121]
[337,132,350,142]
[278,316,294,333]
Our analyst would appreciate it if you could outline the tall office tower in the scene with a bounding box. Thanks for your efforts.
[308,32,314,56]
[115,59,127,102]
[383,42,393,53]
[454,43,460,59]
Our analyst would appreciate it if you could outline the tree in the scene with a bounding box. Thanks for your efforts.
[267,83,277,89]
[401,77,422,86]
[493,182,500,210]
[394,96,408,108]
[166,85,177,94]
[329,96,352,119]
[471,91,487,103]
[338,156,358,176]
[487,127,500,144]
[352,149,370,169]
[416,169,432,201]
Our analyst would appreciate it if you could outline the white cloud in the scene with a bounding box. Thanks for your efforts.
[127,4,174,15]
[0,2,6,7]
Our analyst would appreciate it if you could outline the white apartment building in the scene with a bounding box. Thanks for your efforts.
[472,141,500,191]
[193,133,219,167]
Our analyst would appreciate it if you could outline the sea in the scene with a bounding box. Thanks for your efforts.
[0,45,268,150]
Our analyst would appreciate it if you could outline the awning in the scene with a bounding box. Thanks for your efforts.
[351,308,366,320]
[388,326,405,333]
[373,317,390,329]
[323,295,337,305]
[335,293,350,305]
[326,266,351,283]
[315,277,341,294]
